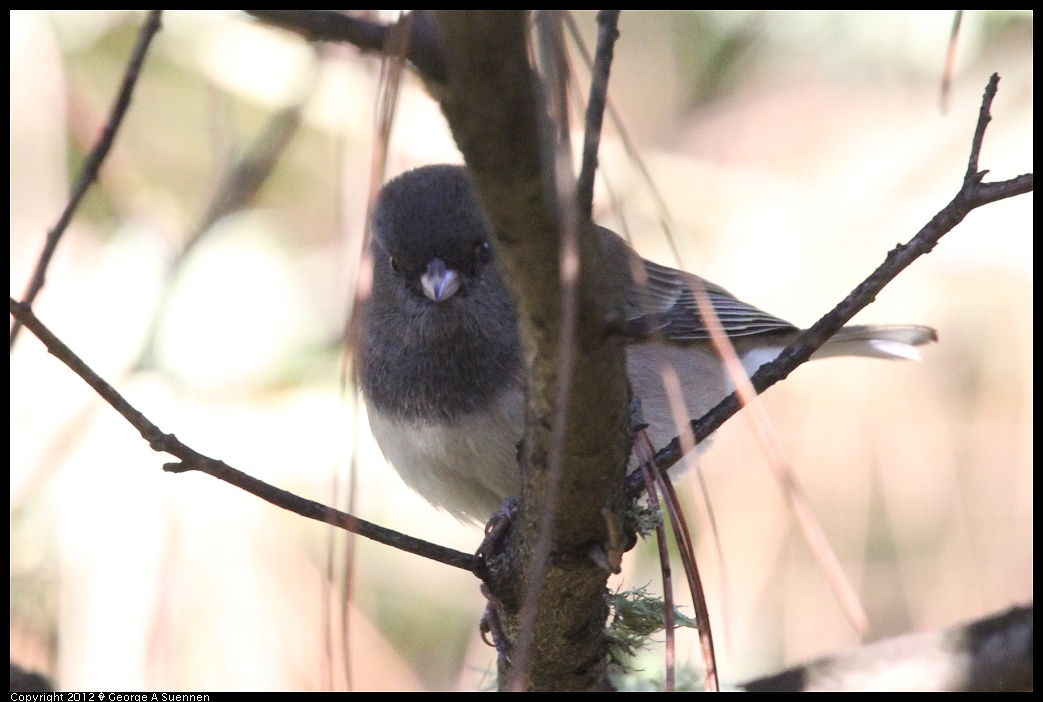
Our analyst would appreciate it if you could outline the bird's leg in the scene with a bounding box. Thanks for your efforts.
[475,496,519,567]
[478,583,512,659]
[475,499,517,656]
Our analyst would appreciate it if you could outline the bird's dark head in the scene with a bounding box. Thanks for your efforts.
[372,164,496,305]
[362,165,522,420]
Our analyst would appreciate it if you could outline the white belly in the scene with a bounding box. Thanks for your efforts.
[368,342,756,521]
[366,386,525,523]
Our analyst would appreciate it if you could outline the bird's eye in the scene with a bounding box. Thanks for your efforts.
[467,241,490,275]
[389,256,402,274]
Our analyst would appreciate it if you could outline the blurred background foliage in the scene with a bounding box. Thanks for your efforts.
[10,10,1032,691]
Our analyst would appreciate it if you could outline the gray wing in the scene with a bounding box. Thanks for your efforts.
[598,226,798,343]
[633,257,798,341]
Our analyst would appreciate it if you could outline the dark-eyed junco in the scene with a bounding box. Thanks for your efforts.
[359,164,936,522]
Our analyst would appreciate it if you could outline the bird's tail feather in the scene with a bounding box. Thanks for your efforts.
[815,324,938,361]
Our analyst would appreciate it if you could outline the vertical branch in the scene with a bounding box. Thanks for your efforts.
[576,10,621,220]
[509,11,581,690]
[434,11,630,690]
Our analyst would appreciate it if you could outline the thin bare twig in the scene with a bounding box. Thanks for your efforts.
[638,455,678,692]
[11,10,163,350]
[659,473,717,692]
[8,298,476,573]
[687,269,871,633]
[576,10,621,219]
[562,11,684,264]
[631,73,1033,491]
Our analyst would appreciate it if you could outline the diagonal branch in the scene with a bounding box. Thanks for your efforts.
[630,73,1033,494]
[8,297,476,573]
[244,10,446,85]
